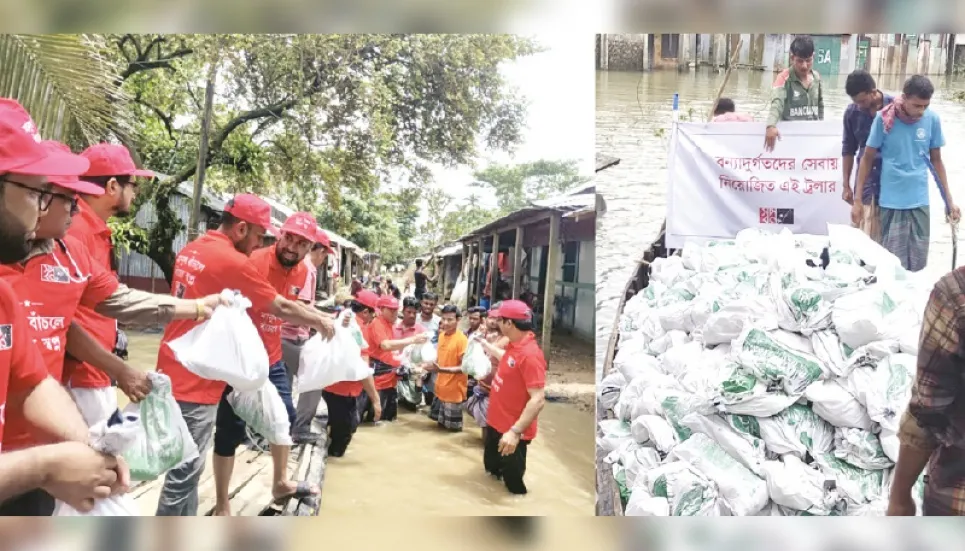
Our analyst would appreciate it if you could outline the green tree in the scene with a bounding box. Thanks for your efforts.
[112,33,536,282]
[471,159,590,214]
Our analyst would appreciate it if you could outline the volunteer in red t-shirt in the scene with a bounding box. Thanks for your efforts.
[0,139,232,515]
[0,99,130,512]
[212,211,330,516]
[360,295,428,423]
[316,290,382,457]
[155,195,335,517]
[484,299,547,495]
[64,142,156,427]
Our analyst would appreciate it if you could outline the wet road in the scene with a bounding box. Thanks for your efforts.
[595,68,965,379]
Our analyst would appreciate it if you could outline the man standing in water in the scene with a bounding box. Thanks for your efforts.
[426,305,469,431]
[395,296,427,411]
[155,196,335,517]
[465,309,510,437]
[852,75,960,272]
[841,69,894,243]
[318,290,382,456]
[711,98,754,122]
[484,300,546,496]
[360,295,428,423]
[418,292,442,405]
[282,227,334,390]
[764,35,824,151]
[213,212,328,515]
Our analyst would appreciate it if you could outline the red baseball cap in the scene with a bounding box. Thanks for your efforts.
[80,143,155,178]
[0,99,90,177]
[377,296,400,310]
[315,228,335,254]
[355,290,380,310]
[490,300,532,321]
[280,211,318,242]
[224,193,278,236]
[42,142,104,196]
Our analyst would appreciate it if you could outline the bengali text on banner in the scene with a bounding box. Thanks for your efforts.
[666,121,851,248]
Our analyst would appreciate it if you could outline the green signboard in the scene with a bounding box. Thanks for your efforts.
[811,35,841,76]
[857,38,870,70]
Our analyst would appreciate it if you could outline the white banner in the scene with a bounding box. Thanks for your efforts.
[666,121,851,249]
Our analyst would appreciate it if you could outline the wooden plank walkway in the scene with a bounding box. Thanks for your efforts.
[132,422,327,516]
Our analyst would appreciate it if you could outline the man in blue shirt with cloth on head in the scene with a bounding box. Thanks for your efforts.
[851,74,960,272]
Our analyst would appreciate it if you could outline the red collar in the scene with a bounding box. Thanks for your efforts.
[75,200,111,238]
[507,332,537,350]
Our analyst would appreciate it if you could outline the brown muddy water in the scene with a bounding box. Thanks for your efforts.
[321,403,594,516]
[595,68,965,380]
[123,331,595,516]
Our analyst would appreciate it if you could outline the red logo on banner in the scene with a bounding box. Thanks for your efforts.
[759,208,777,224]
[759,207,795,224]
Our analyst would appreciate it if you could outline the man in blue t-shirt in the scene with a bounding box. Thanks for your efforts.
[841,69,894,243]
[852,75,960,272]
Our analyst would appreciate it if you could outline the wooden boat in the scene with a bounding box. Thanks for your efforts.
[595,222,676,516]
[130,418,329,516]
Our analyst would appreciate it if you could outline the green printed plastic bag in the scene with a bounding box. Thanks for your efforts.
[816,453,887,505]
[734,327,826,396]
[757,404,834,458]
[832,427,893,470]
[123,373,201,481]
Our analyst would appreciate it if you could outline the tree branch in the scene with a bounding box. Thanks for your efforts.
[163,97,302,188]
[133,95,175,140]
[121,48,194,80]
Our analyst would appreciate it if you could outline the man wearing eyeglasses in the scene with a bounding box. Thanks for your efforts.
[0,98,132,514]
[63,143,158,427]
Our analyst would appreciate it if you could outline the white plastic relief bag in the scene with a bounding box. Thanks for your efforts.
[53,411,140,516]
[297,326,373,393]
[761,455,842,516]
[630,414,677,454]
[419,342,438,365]
[227,380,293,446]
[124,372,201,481]
[643,461,724,516]
[832,427,893,470]
[166,290,269,391]
[804,379,874,430]
[845,353,915,434]
[668,433,769,516]
[757,404,834,458]
[733,326,826,396]
[461,339,492,380]
[338,310,369,352]
[680,412,766,476]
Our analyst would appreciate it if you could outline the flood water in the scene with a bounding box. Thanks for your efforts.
[595,68,965,379]
[321,403,595,516]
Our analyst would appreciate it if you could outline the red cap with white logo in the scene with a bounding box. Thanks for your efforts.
[280,212,318,242]
[315,227,335,253]
[0,98,90,177]
[80,143,155,178]
[42,141,105,196]
[224,194,278,236]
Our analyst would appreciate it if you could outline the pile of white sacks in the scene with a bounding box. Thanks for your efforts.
[598,225,937,516]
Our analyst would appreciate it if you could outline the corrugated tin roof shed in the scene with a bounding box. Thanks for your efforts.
[458,186,597,242]
[595,153,621,172]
